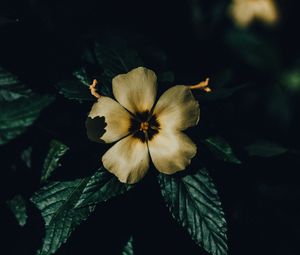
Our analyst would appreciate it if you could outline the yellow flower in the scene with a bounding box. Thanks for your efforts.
[87,67,208,184]
[229,0,279,27]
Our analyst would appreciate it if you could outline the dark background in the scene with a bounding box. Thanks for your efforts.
[1,0,300,254]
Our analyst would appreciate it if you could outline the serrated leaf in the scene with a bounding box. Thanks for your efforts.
[57,38,143,102]
[203,136,241,164]
[56,67,111,102]
[158,168,227,255]
[0,94,55,145]
[7,195,28,227]
[31,168,132,255]
[56,79,94,102]
[75,167,132,208]
[72,68,90,86]
[245,140,288,157]
[31,177,94,255]
[122,236,134,255]
[95,37,143,80]
[0,67,54,145]
[0,67,32,102]
[41,140,69,183]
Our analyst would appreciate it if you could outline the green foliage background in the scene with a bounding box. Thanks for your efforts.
[1,0,300,254]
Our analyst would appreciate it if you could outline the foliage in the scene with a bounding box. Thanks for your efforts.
[122,237,134,255]
[245,140,288,158]
[0,67,54,145]
[1,3,297,254]
[203,136,241,164]
[158,168,227,255]
[41,140,69,183]
[31,168,131,255]
[7,195,28,227]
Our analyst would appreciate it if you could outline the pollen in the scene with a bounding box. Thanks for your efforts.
[140,122,149,132]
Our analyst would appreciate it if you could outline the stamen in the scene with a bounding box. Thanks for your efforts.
[89,79,101,99]
[140,122,149,133]
[189,78,212,92]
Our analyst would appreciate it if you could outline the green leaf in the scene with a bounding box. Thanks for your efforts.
[122,236,134,255]
[41,140,69,183]
[225,30,279,72]
[245,140,288,158]
[31,168,132,255]
[0,67,54,145]
[281,68,300,92]
[197,84,248,102]
[75,167,132,208]
[21,146,33,168]
[56,67,111,102]
[31,178,94,255]
[95,37,143,80]
[0,67,31,102]
[203,136,241,164]
[158,168,227,255]
[57,38,143,102]
[7,195,28,227]
[56,75,94,102]
[0,94,54,145]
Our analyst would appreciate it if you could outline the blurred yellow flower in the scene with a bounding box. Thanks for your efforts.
[229,0,279,27]
[86,67,209,184]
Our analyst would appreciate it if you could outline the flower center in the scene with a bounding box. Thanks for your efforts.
[129,111,160,143]
[140,122,149,132]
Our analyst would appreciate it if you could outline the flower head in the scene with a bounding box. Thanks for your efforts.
[86,67,208,184]
[229,0,279,28]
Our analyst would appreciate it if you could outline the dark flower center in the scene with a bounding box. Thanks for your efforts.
[129,111,160,142]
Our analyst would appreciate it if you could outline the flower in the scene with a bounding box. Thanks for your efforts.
[229,0,279,28]
[86,67,208,184]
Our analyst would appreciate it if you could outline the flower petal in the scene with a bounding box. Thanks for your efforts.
[102,135,149,184]
[148,131,197,174]
[112,67,157,114]
[153,85,200,131]
[87,96,131,143]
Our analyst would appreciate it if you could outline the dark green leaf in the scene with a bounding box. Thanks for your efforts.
[72,68,90,86]
[0,67,54,145]
[158,168,227,255]
[21,146,33,168]
[225,30,279,72]
[56,67,111,102]
[195,70,248,102]
[56,79,94,102]
[41,140,69,183]
[7,195,28,227]
[203,136,241,164]
[95,37,143,80]
[281,68,300,92]
[122,236,134,255]
[75,167,132,208]
[196,84,248,102]
[245,140,288,157]
[0,67,31,102]
[0,94,54,145]
[31,178,94,255]
[31,168,132,255]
